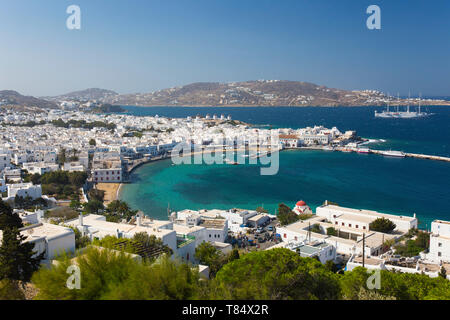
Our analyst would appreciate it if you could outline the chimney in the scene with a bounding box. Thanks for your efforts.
[79,213,83,226]
[137,213,142,226]
[413,213,416,218]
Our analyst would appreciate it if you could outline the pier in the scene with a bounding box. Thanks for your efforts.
[314,146,450,163]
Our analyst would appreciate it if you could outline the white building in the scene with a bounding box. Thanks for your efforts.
[0,223,75,261]
[277,215,399,257]
[23,162,60,175]
[0,153,10,170]
[428,220,450,263]
[316,203,418,233]
[65,214,178,253]
[92,159,123,183]
[267,240,336,264]
[7,183,42,199]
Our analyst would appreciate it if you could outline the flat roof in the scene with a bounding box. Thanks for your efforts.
[322,205,416,222]
[248,214,269,222]
[0,223,74,244]
[65,215,175,237]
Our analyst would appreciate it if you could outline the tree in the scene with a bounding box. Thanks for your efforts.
[132,232,173,257]
[255,206,268,214]
[83,200,104,214]
[0,279,25,300]
[214,248,341,300]
[325,260,338,273]
[32,247,202,300]
[228,248,240,263]
[70,199,81,210]
[327,227,337,236]
[105,200,137,222]
[57,148,66,165]
[277,203,299,226]
[0,200,23,230]
[0,227,43,282]
[88,189,105,202]
[195,242,226,277]
[89,138,96,146]
[438,266,447,279]
[369,217,396,233]
[310,224,322,234]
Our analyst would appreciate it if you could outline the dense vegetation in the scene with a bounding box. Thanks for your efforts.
[277,203,300,226]
[30,247,450,300]
[194,242,240,278]
[369,217,397,233]
[394,230,430,257]
[26,171,88,200]
[50,118,116,130]
[0,201,42,285]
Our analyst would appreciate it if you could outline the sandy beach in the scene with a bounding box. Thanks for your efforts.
[96,183,122,205]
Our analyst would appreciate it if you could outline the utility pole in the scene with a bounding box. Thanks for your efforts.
[308,222,311,243]
[362,233,366,268]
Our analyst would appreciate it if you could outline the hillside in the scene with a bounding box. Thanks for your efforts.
[101,80,449,107]
[45,88,119,102]
[0,90,58,109]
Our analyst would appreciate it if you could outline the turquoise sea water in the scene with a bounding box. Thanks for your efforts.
[119,106,450,228]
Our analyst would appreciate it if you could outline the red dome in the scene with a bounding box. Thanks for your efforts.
[296,200,306,207]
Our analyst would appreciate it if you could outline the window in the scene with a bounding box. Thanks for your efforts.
[349,224,352,228]
[363,226,366,230]
[284,233,287,238]
[294,236,298,241]
[438,243,442,247]
[438,252,442,257]
[335,222,338,225]
[356,225,358,229]
[342,223,344,226]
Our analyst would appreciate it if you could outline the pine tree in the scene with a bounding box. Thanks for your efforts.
[0,227,43,282]
[0,200,23,230]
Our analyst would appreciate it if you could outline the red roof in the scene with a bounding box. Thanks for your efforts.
[296,200,306,206]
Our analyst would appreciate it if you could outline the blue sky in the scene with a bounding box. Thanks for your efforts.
[0,0,449,96]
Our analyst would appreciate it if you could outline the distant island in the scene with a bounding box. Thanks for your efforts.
[2,81,450,110]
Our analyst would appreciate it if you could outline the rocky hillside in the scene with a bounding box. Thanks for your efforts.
[44,88,118,102]
[102,80,394,107]
[0,90,58,109]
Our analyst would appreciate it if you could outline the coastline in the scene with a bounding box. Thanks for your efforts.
[120,103,450,107]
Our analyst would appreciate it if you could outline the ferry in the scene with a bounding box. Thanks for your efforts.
[380,150,405,158]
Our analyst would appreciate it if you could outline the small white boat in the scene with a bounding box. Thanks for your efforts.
[357,148,371,154]
[380,150,405,158]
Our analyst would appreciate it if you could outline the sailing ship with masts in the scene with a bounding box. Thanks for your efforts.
[375,93,432,118]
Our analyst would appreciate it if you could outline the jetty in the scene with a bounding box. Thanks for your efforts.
[324,146,450,163]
